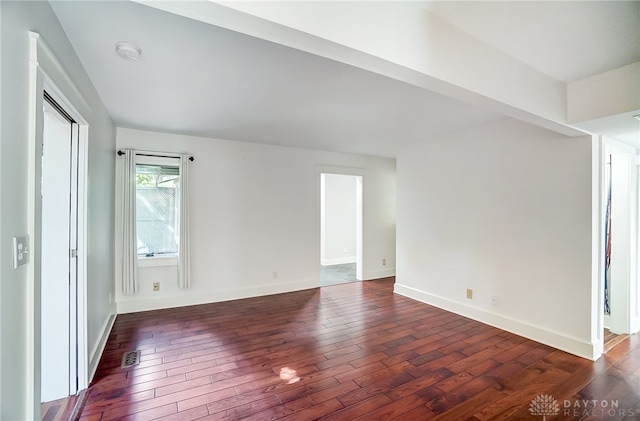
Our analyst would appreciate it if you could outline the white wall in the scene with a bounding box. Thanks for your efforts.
[0,2,115,418]
[321,174,357,265]
[115,128,396,313]
[395,118,596,359]
[568,63,640,123]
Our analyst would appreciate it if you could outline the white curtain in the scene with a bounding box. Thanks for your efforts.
[121,149,138,295]
[178,154,191,289]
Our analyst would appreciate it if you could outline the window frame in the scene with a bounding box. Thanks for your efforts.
[134,155,180,266]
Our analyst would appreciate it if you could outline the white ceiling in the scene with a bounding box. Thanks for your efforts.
[50,1,639,158]
[426,1,640,83]
[50,0,502,158]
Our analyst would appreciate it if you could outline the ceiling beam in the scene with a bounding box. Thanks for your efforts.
[135,0,586,138]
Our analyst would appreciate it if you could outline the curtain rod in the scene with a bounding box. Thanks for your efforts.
[117,150,194,162]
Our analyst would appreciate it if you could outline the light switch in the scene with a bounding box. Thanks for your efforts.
[13,236,29,268]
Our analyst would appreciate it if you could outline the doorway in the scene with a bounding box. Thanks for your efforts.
[601,138,638,352]
[40,92,80,402]
[29,32,90,419]
[320,173,363,286]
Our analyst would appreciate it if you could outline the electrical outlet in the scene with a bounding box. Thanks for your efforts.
[382,258,387,266]
[466,288,473,299]
[153,282,160,292]
[273,271,278,279]
[491,295,498,306]
[13,235,29,269]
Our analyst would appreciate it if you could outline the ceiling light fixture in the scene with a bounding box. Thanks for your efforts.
[115,42,142,61]
[633,114,640,122]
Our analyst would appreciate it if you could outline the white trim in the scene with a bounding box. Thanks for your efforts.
[355,176,363,281]
[76,123,89,391]
[592,135,605,359]
[117,279,316,314]
[316,165,365,177]
[363,268,396,280]
[321,257,356,266]
[28,32,91,416]
[88,312,116,382]
[394,283,597,360]
[29,34,90,113]
[0,0,3,412]
[317,166,366,284]
[138,255,178,268]
[27,31,43,421]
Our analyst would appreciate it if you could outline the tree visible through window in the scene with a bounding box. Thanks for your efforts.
[135,163,180,256]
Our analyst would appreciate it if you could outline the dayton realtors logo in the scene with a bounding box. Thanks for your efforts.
[529,394,638,419]
[529,394,560,420]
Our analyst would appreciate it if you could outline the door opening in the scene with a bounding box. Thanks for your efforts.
[320,173,363,286]
[41,91,79,402]
[601,139,638,353]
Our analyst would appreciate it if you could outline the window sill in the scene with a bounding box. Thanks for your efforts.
[138,255,178,268]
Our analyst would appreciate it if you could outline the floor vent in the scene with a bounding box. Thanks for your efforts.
[121,350,141,368]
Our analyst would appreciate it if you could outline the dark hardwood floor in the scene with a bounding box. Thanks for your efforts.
[77,278,640,420]
[605,329,630,354]
[41,390,87,421]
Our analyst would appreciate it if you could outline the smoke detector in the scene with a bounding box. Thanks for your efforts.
[115,42,142,61]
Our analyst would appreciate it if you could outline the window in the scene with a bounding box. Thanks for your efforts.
[121,149,192,294]
[135,157,180,257]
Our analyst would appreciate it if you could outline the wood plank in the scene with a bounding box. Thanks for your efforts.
[69,279,639,421]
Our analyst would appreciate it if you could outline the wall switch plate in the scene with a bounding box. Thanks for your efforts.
[13,236,29,269]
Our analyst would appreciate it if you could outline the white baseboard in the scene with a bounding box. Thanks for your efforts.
[321,257,357,266]
[363,267,396,280]
[394,283,597,360]
[89,310,116,382]
[117,278,317,314]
